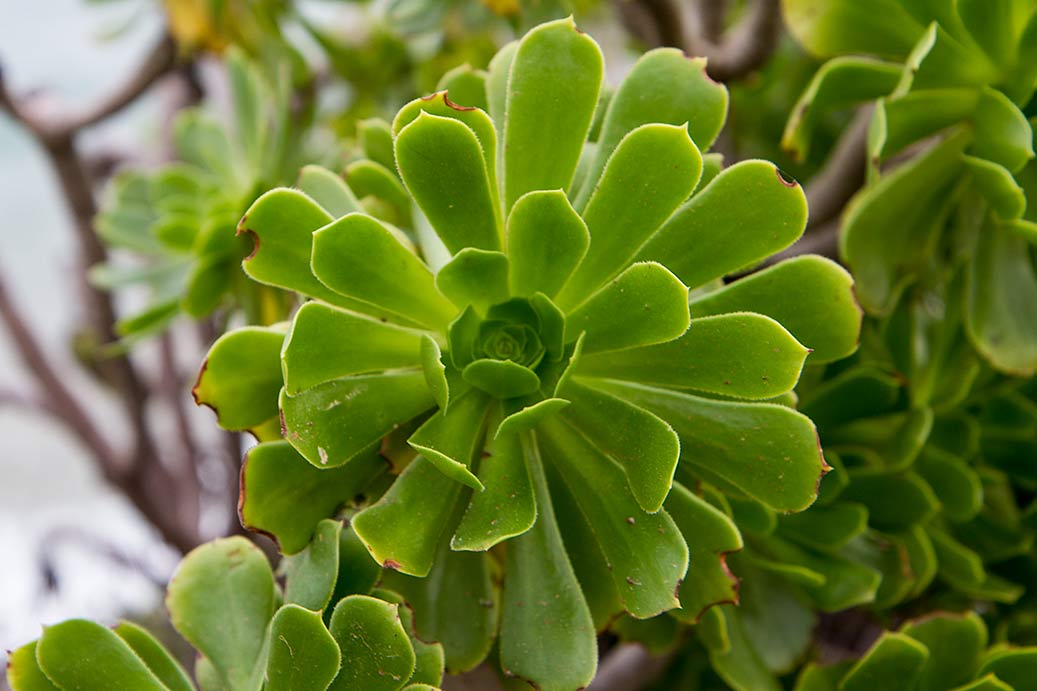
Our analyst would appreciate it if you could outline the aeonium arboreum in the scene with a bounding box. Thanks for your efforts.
[195,17,862,690]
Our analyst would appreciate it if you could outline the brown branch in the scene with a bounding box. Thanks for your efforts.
[0,32,201,554]
[587,644,674,691]
[804,109,871,231]
[701,0,782,82]
[696,0,728,43]
[0,34,176,144]
[0,385,57,418]
[615,0,783,82]
[766,219,840,266]
[0,276,120,468]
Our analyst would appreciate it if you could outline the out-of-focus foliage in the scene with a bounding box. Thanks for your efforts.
[91,52,318,341]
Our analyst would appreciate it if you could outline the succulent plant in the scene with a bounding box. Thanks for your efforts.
[782,0,1037,375]
[91,52,319,342]
[6,536,444,691]
[795,611,1037,691]
[192,17,862,689]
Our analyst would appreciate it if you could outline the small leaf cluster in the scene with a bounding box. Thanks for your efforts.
[92,52,319,341]
[6,537,444,691]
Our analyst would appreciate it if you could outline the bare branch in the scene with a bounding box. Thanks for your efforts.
[804,108,871,231]
[0,32,202,554]
[0,275,121,468]
[615,0,783,82]
[0,33,176,143]
[702,0,782,82]
[587,644,674,691]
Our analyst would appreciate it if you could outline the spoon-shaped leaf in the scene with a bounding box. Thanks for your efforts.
[36,620,169,691]
[166,537,276,691]
[311,213,456,331]
[266,605,341,691]
[327,596,416,691]
[453,416,537,551]
[282,303,425,395]
[576,48,726,207]
[506,190,589,299]
[353,458,466,576]
[113,622,195,691]
[564,262,690,353]
[598,381,825,512]
[689,256,861,364]
[538,418,688,617]
[503,17,603,209]
[194,325,285,430]
[559,379,679,513]
[435,249,509,312]
[635,160,808,289]
[500,438,597,691]
[408,390,489,490]
[280,371,434,468]
[240,441,386,554]
[577,313,810,400]
[557,123,702,308]
[396,112,501,253]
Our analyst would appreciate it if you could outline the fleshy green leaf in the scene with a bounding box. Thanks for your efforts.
[284,518,342,611]
[327,596,416,691]
[381,547,497,674]
[565,262,689,353]
[435,249,509,313]
[966,218,1037,374]
[372,589,445,687]
[280,371,434,468]
[358,118,397,174]
[783,57,903,160]
[902,612,987,691]
[113,622,194,691]
[599,382,826,511]
[500,438,597,691]
[577,48,727,207]
[557,124,702,307]
[266,605,341,691]
[36,620,168,691]
[165,538,274,691]
[503,17,603,209]
[298,165,362,217]
[462,359,541,398]
[240,441,385,554]
[666,482,743,622]
[453,413,537,550]
[782,0,925,58]
[436,64,489,111]
[842,131,968,314]
[407,390,488,489]
[577,313,809,400]
[311,213,456,330]
[560,379,679,512]
[635,160,808,289]
[240,189,370,311]
[539,417,688,617]
[840,632,929,691]
[6,642,59,691]
[353,458,465,576]
[194,325,285,431]
[393,92,498,206]
[282,303,425,395]
[506,190,589,299]
[396,112,501,253]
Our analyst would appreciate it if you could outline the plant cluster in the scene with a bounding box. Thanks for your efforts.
[6,2,1037,691]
